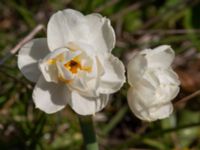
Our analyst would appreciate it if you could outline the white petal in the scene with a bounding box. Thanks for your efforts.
[127,53,147,86]
[98,54,125,94]
[156,69,180,85]
[39,48,66,82]
[33,76,68,114]
[153,69,180,102]
[69,72,89,94]
[127,87,151,121]
[71,41,96,57]
[132,79,156,106]
[149,102,173,120]
[142,69,160,88]
[128,87,173,121]
[156,84,180,103]
[47,9,115,53]
[86,13,116,53]
[128,85,175,121]
[69,72,98,97]
[47,9,89,51]
[143,45,175,68]
[68,91,109,115]
[18,38,49,82]
[132,77,177,106]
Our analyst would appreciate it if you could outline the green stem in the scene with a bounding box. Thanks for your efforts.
[78,115,99,150]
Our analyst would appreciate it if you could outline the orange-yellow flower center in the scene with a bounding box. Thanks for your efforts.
[47,54,92,75]
[64,60,81,74]
[64,56,92,74]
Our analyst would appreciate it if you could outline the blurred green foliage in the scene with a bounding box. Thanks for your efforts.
[0,0,200,149]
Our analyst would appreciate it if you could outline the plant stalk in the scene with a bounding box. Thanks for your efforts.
[78,115,99,150]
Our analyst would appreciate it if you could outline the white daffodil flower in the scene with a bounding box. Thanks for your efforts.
[18,9,125,115]
[127,45,180,121]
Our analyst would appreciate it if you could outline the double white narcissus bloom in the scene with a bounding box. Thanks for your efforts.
[127,45,180,121]
[18,9,125,115]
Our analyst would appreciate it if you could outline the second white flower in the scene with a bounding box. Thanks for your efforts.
[127,45,180,121]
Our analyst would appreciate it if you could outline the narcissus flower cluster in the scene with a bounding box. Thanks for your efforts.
[18,9,180,121]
